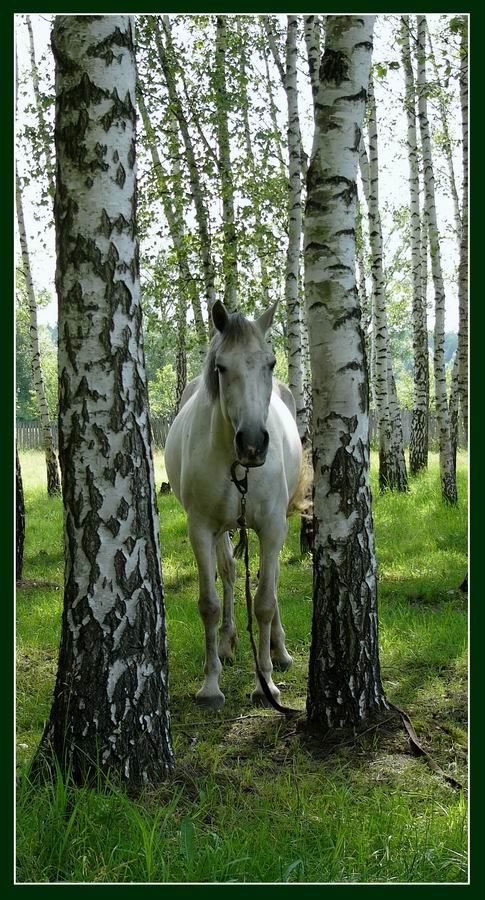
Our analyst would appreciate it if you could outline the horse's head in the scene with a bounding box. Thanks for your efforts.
[206,301,279,467]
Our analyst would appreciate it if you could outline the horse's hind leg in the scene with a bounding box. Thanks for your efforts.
[188,518,225,709]
[216,532,239,662]
[270,559,293,671]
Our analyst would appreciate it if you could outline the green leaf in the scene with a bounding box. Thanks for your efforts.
[283,858,303,882]
[180,816,195,867]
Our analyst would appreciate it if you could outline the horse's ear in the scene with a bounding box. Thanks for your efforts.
[256,300,279,336]
[212,301,229,333]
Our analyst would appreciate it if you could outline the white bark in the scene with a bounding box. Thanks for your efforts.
[16,167,61,496]
[416,15,457,503]
[457,19,468,442]
[400,15,429,474]
[285,16,308,444]
[263,15,308,178]
[359,117,407,492]
[305,14,388,727]
[25,13,55,197]
[303,15,321,117]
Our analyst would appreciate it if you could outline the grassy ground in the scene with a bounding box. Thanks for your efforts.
[16,449,468,883]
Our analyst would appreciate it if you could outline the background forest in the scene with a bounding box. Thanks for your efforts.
[16,13,466,441]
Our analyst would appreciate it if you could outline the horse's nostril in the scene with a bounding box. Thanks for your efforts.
[236,430,245,452]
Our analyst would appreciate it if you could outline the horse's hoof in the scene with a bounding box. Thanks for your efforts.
[251,688,281,708]
[195,690,225,710]
[271,655,293,672]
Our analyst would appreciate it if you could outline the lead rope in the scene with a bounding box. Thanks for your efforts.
[230,462,298,719]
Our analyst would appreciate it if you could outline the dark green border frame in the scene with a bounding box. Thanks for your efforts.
[5,2,483,897]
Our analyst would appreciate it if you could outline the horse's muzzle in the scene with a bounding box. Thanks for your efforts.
[235,429,269,467]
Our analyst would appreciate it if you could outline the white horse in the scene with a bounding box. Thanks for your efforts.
[164,301,303,709]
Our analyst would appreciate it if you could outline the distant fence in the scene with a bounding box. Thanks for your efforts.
[16,411,465,453]
[16,416,173,451]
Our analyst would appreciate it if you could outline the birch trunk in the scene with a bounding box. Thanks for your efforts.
[285,16,309,446]
[359,127,407,492]
[305,14,388,729]
[174,294,187,416]
[137,88,207,356]
[425,22,462,238]
[16,446,25,581]
[37,15,174,786]
[303,15,320,118]
[401,15,429,475]
[16,168,61,497]
[262,45,286,178]
[156,17,217,315]
[215,16,238,311]
[25,14,55,197]
[263,15,308,179]
[416,15,457,504]
[457,19,468,443]
[448,352,460,476]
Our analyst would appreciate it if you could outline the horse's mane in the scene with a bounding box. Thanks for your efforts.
[203,313,266,401]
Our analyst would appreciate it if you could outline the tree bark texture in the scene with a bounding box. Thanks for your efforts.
[285,16,309,446]
[457,19,468,443]
[16,168,61,497]
[359,121,407,492]
[401,16,429,476]
[16,446,25,581]
[39,15,174,786]
[303,15,320,117]
[304,15,388,730]
[416,15,457,504]
[215,16,238,311]
[156,17,217,315]
[263,15,308,179]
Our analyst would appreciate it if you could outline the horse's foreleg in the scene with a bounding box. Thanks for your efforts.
[251,524,287,705]
[188,519,225,709]
[270,559,293,671]
[216,532,238,662]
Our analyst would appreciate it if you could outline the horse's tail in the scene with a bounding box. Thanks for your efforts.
[287,449,313,518]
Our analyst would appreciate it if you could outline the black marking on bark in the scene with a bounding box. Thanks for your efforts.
[117,497,129,520]
[115,163,126,188]
[87,24,133,64]
[337,360,362,373]
[319,48,349,85]
[106,516,120,536]
[333,307,361,330]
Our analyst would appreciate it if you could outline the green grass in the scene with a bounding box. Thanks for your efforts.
[16,450,468,883]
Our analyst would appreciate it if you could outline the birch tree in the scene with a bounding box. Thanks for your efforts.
[284,16,308,446]
[457,17,468,442]
[416,15,457,504]
[16,172,61,496]
[16,41,60,497]
[36,15,173,785]
[305,15,389,729]
[359,123,407,492]
[400,15,429,475]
